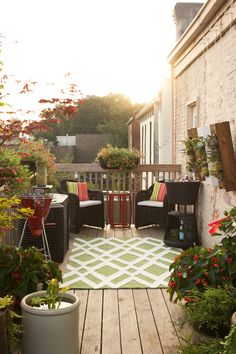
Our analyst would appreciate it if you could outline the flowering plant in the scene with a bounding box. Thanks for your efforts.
[96,144,141,170]
[18,140,56,184]
[30,278,70,309]
[208,207,236,237]
[0,245,62,306]
[168,207,236,303]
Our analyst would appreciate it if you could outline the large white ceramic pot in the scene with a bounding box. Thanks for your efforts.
[21,291,79,354]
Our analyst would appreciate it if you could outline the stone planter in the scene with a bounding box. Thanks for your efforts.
[36,163,47,187]
[21,291,79,354]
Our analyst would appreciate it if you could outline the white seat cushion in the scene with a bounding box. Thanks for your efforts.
[137,200,164,208]
[80,200,102,208]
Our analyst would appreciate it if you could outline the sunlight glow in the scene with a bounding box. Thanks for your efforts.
[1,0,205,103]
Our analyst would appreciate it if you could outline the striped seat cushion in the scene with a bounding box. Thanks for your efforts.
[66,181,89,201]
[150,182,166,202]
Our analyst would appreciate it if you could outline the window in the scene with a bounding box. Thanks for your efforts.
[187,98,199,129]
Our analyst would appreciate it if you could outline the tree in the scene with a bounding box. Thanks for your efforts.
[35,93,143,147]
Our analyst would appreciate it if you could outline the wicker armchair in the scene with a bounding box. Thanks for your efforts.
[135,184,172,229]
[57,179,105,233]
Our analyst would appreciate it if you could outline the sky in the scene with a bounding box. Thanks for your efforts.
[1,0,205,104]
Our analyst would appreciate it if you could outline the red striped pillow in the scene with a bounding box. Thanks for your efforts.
[77,182,89,201]
[157,183,166,201]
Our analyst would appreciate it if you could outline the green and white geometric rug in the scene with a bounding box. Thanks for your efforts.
[63,237,182,289]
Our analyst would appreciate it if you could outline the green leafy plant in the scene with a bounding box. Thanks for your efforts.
[182,137,209,179]
[0,196,33,237]
[183,287,236,337]
[175,335,223,354]
[205,134,223,181]
[30,278,70,309]
[0,295,22,352]
[96,144,141,170]
[0,245,62,308]
[0,147,31,196]
[222,324,236,354]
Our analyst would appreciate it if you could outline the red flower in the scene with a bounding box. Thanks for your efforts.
[177,272,183,278]
[184,296,191,303]
[169,280,177,289]
[193,255,199,261]
[226,257,233,263]
[196,278,201,285]
[213,263,219,268]
[208,215,231,235]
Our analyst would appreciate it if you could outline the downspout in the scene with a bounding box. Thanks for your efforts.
[170,64,175,164]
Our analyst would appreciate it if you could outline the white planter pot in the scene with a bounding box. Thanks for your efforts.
[21,291,79,354]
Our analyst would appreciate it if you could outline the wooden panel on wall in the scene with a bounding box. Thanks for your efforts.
[210,121,236,192]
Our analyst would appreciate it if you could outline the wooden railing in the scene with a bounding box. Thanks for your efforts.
[56,163,182,223]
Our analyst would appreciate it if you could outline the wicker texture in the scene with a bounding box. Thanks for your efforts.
[135,184,171,229]
[57,179,105,232]
[18,204,69,263]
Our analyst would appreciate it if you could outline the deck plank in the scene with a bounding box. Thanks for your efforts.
[73,289,89,351]
[118,289,142,354]
[102,290,121,354]
[148,289,180,354]
[162,289,192,345]
[62,226,191,354]
[80,290,103,354]
[133,289,163,354]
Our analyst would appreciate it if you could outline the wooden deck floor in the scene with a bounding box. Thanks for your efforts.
[63,225,192,354]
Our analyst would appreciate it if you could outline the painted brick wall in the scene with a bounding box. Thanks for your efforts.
[173,4,236,247]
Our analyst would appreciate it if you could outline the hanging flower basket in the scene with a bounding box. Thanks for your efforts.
[97,145,141,170]
[21,194,52,237]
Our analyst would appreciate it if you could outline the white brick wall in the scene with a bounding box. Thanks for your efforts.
[172,0,236,247]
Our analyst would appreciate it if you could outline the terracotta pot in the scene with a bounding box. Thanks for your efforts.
[21,195,52,237]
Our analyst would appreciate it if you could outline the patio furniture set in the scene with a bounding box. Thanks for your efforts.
[18,178,201,263]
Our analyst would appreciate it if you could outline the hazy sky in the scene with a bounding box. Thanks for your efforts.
[1,0,205,103]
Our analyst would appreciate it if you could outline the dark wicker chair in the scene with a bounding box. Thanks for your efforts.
[57,179,105,233]
[135,184,172,229]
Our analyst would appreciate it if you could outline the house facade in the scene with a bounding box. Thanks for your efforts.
[168,0,236,246]
[128,81,172,165]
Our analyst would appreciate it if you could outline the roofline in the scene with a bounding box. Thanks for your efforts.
[168,0,227,64]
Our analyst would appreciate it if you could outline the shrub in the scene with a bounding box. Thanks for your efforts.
[0,245,62,308]
[183,287,236,337]
[175,336,223,354]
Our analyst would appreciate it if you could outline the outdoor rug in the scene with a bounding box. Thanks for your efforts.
[63,237,182,289]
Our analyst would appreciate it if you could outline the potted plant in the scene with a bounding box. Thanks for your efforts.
[21,278,79,354]
[0,295,21,354]
[96,144,141,170]
[18,139,56,187]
